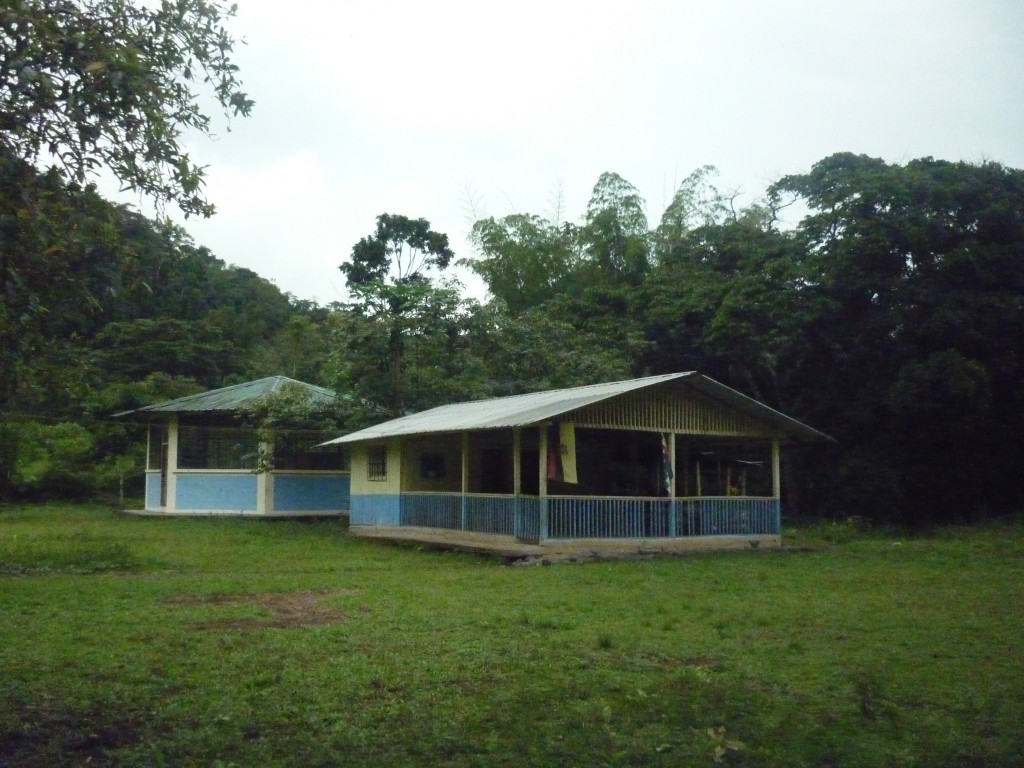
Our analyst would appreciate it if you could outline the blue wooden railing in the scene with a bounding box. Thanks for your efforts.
[397,493,779,542]
[681,497,780,536]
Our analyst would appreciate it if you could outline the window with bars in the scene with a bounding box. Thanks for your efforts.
[273,431,349,471]
[367,445,387,481]
[178,425,258,470]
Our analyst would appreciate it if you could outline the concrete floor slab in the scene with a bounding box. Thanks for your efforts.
[350,525,779,562]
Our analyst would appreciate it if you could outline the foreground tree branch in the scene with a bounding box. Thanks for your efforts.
[0,0,253,218]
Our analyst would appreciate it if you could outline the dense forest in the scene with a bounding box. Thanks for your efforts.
[2,146,1023,528]
[1,0,1020,527]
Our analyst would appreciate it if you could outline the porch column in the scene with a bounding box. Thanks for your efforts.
[512,428,522,538]
[668,432,677,537]
[145,425,158,510]
[513,428,522,494]
[166,416,179,512]
[771,438,781,497]
[461,431,469,530]
[771,438,782,534]
[538,426,549,540]
[256,433,272,515]
[144,426,152,505]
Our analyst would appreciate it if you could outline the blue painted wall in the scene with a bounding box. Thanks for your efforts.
[145,472,162,510]
[176,473,258,511]
[274,474,350,512]
[350,494,402,526]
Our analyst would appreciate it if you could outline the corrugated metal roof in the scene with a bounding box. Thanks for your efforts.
[114,376,337,419]
[684,375,832,441]
[322,372,831,444]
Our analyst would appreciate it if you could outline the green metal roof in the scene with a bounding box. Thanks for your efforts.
[114,376,337,420]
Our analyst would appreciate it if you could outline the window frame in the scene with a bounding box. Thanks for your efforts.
[367,445,388,481]
[273,430,349,471]
[177,423,259,470]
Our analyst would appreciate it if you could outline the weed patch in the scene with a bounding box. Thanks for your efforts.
[164,590,354,629]
[0,693,148,768]
[0,540,152,575]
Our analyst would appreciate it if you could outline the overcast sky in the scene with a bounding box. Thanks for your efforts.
[146,0,1024,305]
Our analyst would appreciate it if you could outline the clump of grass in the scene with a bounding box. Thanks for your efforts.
[850,666,900,722]
[517,613,561,630]
[0,540,150,575]
[596,632,615,650]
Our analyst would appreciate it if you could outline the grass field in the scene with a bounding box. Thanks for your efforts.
[1,504,1022,767]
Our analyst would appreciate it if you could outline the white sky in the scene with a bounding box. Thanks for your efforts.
[145,0,1024,304]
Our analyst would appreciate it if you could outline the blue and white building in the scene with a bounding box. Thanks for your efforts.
[118,376,350,516]
[322,373,830,549]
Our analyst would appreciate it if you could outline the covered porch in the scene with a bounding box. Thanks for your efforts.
[330,373,825,549]
[358,428,781,544]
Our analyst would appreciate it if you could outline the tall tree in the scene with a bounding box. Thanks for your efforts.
[466,213,580,313]
[643,215,818,402]
[336,214,457,416]
[770,153,1024,524]
[0,0,253,218]
[464,300,633,398]
[653,165,734,263]
[342,213,454,287]
[580,171,650,282]
[326,280,476,424]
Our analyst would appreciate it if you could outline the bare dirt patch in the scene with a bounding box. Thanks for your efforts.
[0,697,147,767]
[165,590,355,630]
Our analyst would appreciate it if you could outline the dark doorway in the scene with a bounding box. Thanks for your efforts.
[480,448,511,493]
[520,449,539,495]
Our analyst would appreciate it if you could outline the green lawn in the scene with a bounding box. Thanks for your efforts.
[1,504,1022,767]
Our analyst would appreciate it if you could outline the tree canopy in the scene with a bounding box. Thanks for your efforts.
[0,154,305,498]
[6,147,1024,530]
[1,0,255,496]
[458,154,1024,526]
[0,0,253,217]
[334,214,459,417]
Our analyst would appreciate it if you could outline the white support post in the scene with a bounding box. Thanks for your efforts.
[538,426,548,540]
[513,427,522,539]
[461,431,469,530]
[771,438,781,498]
[513,428,522,495]
[255,430,273,515]
[144,425,153,510]
[165,416,179,512]
[668,432,677,537]
[771,438,782,534]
